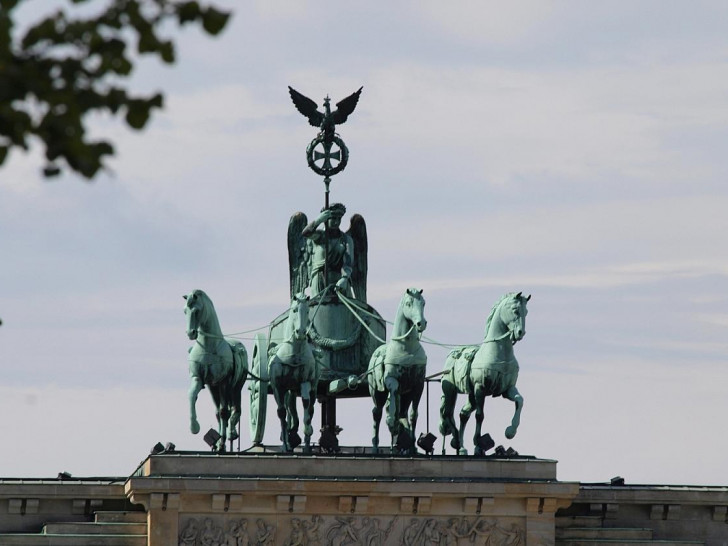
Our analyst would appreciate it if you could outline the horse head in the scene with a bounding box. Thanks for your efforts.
[501,292,530,343]
[403,287,427,333]
[183,289,209,340]
[289,293,311,341]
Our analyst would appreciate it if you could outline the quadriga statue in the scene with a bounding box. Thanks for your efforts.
[439,292,530,455]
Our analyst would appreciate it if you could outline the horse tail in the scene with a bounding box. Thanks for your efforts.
[228,340,249,390]
[367,344,386,392]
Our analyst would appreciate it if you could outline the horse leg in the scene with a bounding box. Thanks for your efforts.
[371,390,386,453]
[273,386,291,452]
[219,403,231,452]
[228,363,246,444]
[270,364,291,452]
[228,382,242,443]
[472,385,487,456]
[384,374,400,439]
[188,377,203,435]
[209,387,226,452]
[439,380,459,452]
[408,381,425,455]
[286,391,299,438]
[301,381,314,453]
[384,375,400,449]
[396,392,412,454]
[457,392,476,456]
[504,385,524,439]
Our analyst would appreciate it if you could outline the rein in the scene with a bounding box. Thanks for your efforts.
[337,290,419,343]
[484,330,514,343]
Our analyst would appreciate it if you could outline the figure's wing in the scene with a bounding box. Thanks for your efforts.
[288,86,324,127]
[332,87,363,125]
[347,213,368,303]
[288,212,309,299]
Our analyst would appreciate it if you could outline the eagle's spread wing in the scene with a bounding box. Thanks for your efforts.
[288,86,323,127]
[332,87,363,125]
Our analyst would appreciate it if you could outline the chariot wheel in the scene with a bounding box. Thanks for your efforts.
[249,332,269,445]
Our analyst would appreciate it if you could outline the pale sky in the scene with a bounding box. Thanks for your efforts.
[1,1,727,485]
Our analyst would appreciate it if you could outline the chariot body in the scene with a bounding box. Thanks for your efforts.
[248,206,385,446]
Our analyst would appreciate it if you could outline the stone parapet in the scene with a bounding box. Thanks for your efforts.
[134,452,559,482]
[0,479,131,535]
[557,484,728,546]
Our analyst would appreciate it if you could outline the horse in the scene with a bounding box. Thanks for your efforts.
[184,289,248,452]
[439,292,530,455]
[367,288,427,453]
[268,293,320,452]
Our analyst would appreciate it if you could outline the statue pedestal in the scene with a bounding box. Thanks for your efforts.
[125,453,578,546]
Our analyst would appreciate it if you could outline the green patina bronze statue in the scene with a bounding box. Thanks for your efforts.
[183,289,249,452]
[439,292,530,455]
[176,88,537,456]
[288,203,367,301]
[289,86,362,179]
[267,294,320,453]
[245,202,383,448]
[367,288,428,454]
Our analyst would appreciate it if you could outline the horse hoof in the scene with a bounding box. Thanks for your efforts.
[229,429,239,441]
[450,437,460,450]
[458,448,468,456]
[190,421,200,435]
[288,431,302,449]
[474,447,484,457]
[505,426,517,439]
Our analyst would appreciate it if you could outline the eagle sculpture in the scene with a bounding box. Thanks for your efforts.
[288,86,363,143]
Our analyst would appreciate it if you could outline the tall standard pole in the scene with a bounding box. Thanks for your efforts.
[321,175,337,445]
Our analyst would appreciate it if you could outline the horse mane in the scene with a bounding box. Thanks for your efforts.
[396,288,423,315]
[193,288,213,310]
[483,292,516,340]
[192,289,219,332]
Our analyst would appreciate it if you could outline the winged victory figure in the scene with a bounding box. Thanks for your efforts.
[288,205,368,303]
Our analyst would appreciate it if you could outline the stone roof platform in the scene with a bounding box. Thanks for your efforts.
[1,454,725,546]
[125,452,578,546]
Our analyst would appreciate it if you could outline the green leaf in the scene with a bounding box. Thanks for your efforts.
[43,163,61,177]
[21,17,59,48]
[0,0,22,13]
[149,92,163,109]
[106,88,128,113]
[201,7,230,35]
[177,1,201,24]
[110,55,132,75]
[138,28,160,54]
[159,40,175,63]
[0,0,236,179]
[125,100,150,129]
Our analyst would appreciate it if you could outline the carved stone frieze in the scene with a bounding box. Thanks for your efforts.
[178,516,277,546]
[178,516,524,546]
